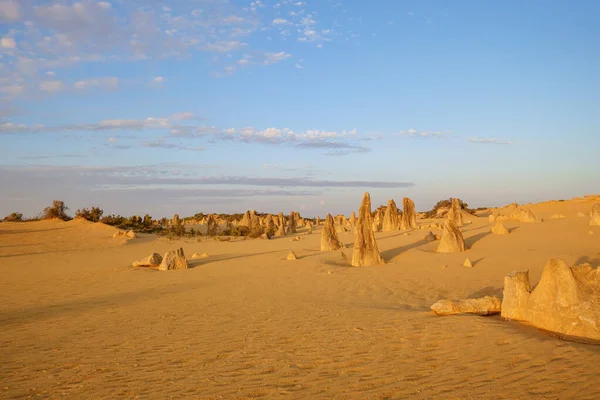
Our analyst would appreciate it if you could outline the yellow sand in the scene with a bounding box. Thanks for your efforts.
[1,198,600,399]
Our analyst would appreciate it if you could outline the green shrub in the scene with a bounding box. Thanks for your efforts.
[75,207,104,222]
[3,212,23,222]
[42,200,70,220]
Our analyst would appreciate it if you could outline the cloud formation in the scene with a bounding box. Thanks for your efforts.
[467,138,512,145]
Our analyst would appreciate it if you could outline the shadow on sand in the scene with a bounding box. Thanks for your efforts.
[381,239,428,262]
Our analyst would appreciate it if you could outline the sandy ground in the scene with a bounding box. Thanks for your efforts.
[1,198,600,399]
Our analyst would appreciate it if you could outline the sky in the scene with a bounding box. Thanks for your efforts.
[1,0,599,218]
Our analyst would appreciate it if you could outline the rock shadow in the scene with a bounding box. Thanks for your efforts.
[464,232,491,249]
[380,239,428,262]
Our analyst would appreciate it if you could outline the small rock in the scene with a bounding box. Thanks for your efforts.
[287,251,297,260]
[126,230,137,238]
[291,235,302,242]
[132,252,162,267]
[424,231,437,242]
[551,214,566,219]
[589,230,594,235]
[260,233,270,240]
[192,252,209,259]
[463,258,473,268]
[431,296,501,316]
[491,221,510,235]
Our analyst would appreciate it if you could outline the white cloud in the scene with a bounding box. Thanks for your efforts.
[400,129,452,138]
[273,18,291,25]
[264,51,291,65]
[0,0,21,22]
[1,36,16,49]
[0,84,24,97]
[201,41,247,53]
[39,80,64,93]
[74,77,119,90]
[98,2,112,9]
[151,76,164,84]
[467,138,512,145]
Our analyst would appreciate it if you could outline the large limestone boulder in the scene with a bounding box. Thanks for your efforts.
[502,259,600,340]
[590,203,600,226]
[400,197,417,230]
[321,214,342,251]
[512,207,538,223]
[351,193,384,267]
[437,218,465,253]
[382,199,399,232]
[158,248,188,271]
[431,296,501,316]
[491,221,510,235]
[133,253,163,267]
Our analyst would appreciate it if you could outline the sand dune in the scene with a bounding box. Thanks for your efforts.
[2,198,600,399]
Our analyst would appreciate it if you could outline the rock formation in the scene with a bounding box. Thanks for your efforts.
[437,218,465,253]
[249,210,261,231]
[286,251,297,260]
[275,224,286,237]
[491,221,510,235]
[277,212,285,227]
[132,253,163,267]
[351,193,385,267]
[288,211,297,234]
[113,230,136,239]
[158,248,188,271]
[240,211,251,228]
[316,216,321,226]
[349,212,357,227]
[382,199,399,232]
[446,198,463,226]
[400,197,417,230]
[512,207,538,223]
[373,208,383,232]
[590,203,600,226]
[502,259,600,340]
[172,213,180,226]
[424,231,437,242]
[463,258,473,268]
[321,214,342,251]
[430,296,501,316]
[206,214,219,236]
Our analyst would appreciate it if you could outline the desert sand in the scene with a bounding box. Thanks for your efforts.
[2,197,600,399]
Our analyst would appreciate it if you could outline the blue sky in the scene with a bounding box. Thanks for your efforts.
[1,0,599,218]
